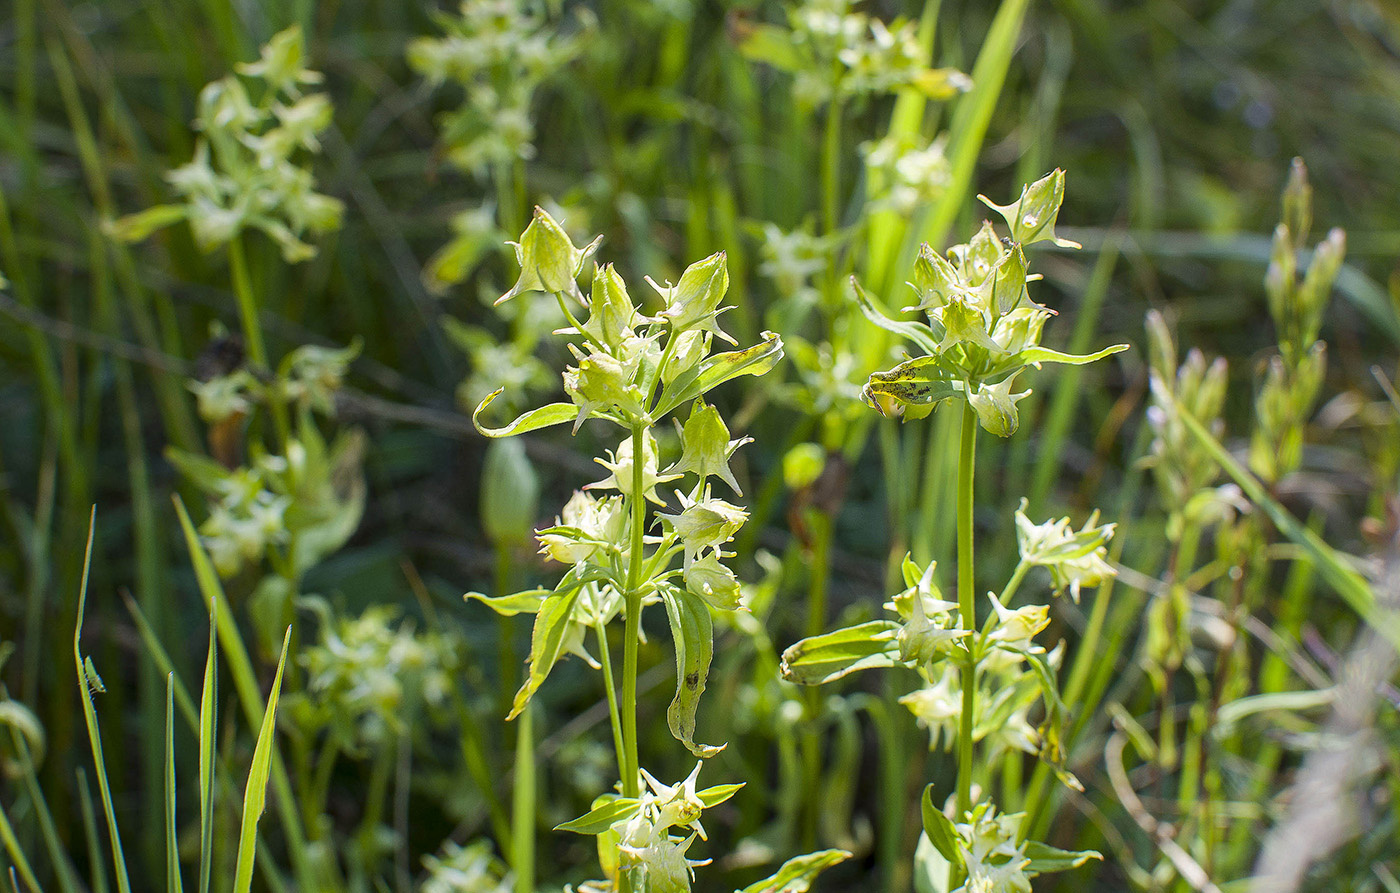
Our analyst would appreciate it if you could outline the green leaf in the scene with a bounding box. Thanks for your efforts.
[472,388,578,438]
[555,795,639,835]
[105,204,187,243]
[660,587,723,757]
[232,625,291,893]
[1023,840,1102,873]
[920,785,962,868]
[507,588,585,720]
[731,21,805,74]
[779,621,902,685]
[853,278,942,356]
[698,783,744,808]
[466,589,549,617]
[1017,343,1128,367]
[736,849,851,893]
[165,676,184,893]
[655,331,783,417]
[863,357,963,411]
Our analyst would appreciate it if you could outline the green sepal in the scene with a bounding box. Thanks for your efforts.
[659,586,723,757]
[734,849,851,893]
[779,621,902,685]
[473,388,580,438]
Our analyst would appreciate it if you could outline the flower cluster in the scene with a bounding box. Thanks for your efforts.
[859,171,1126,436]
[408,1,585,176]
[862,133,952,216]
[110,26,342,262]
[735,0,971,109]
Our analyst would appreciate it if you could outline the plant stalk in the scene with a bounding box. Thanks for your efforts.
[955,401,978,818]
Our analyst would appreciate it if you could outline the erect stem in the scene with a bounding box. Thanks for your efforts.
[596,616,626,770]
[228,234,290,450]
[956,401,978,819]
[621,423,648,801]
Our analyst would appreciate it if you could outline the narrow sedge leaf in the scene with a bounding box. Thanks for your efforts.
[508,589,585,720]
[779,621,902,685]
[853,277,942,356]
[73,509,133,893]
[466,589,549,617]
[735,849,851,893]
[920,784,962,867]
[660,587,724,757]
[165,676,183,893]
[198,605,217,893]
[473,388,578,438]
[1017,343,1128,367]
[1023,840,1103,872]
[232,626,292,893]
[1171,396,1400,651]
[554,796,639,835]
[655,332,783,417]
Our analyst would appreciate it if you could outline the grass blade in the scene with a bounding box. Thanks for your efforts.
[0,796,39,893]
[1172,399,1397,650]
[165,675,183,893]
[72,509,132,893]
[232,626,291,893]
[198,605,216,893]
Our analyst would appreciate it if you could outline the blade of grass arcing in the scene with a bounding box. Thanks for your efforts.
[232,626,291,893]
[76,770,108,893]
[1173,399,1398,650]
[9,730,79,893]
[0,798,38,893]
[121,592,199,730]
[165,676,183,893]
[73,509,132,893]
[173,497,310,887]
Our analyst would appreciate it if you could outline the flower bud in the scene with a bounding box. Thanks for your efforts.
[498,207,601,305]
[480,439,540,547]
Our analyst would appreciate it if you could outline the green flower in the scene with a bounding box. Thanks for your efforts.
[666,401,752,495]
[498,206,602,304]
[588,431,679,506]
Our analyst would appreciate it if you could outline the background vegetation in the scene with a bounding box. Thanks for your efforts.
[1,0,1398,890]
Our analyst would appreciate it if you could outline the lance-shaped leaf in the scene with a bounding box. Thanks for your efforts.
[655,331,784,417]
[779,621,902,685]
[1024,840,1103,873]
[508,587,585,720]
[1016,343,1128,368]
[466,588,549,617]
[555,794,639,835]
[473,388,579,438]
[862,356,962,414]
[920,784,962,868]
[735,849,851,893]
[853,277,941,355]
[660,587,723,757]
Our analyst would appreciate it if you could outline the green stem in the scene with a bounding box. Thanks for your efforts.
[621,424,647,800]
[596,617,627,770]
[227,235,267,370]
[513,704,535,893]
[955,402,978,819]
[227,235,290,448]
[801,508,835,849]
